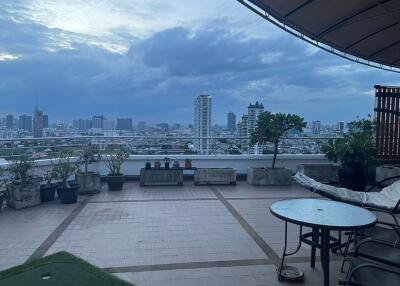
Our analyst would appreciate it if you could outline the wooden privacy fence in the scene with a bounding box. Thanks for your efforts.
[375,85,400,162]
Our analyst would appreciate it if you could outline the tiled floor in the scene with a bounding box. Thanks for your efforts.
[0,181,360,285]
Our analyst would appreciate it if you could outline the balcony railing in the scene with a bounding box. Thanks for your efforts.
[0,135,342,160]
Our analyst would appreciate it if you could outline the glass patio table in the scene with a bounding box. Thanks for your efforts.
[270,198,377,286]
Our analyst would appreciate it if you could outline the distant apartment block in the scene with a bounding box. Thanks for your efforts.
[337,121,345,133]
[311,120,321,135]
[19,114,32,132]
[194,94,212,155]
[5,114,14,129]
[117,118,133,131]
[138,121,146,132]
[73,119,92,132]
[238,102,264,154]
[227,112,236,133]
[92,115,105,129]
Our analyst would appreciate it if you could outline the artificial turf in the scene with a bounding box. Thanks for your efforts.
[0,252,134,286]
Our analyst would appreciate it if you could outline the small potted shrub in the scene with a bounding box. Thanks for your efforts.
[105,147,129,191]
[40,168,57,202]
[154,161,161,169]
[145,162,151,170]
[185,159,192,169]
[76,145,101,194]
[249,111,306,185]
[321,117,376,191]
[6,156,41,209]
[173,160,180,168]
[164,157,170,169]
[53,151,80,204]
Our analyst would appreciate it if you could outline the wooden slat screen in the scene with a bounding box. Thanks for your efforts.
[375,85,400,162]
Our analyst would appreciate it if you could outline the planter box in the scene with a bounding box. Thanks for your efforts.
[6,182,41,209]
[247,167,292,186]
[76,172,101,194]
[376,165,400,186]
[194,168,236,185]
[140,169,183,186]
[298,163,339,183]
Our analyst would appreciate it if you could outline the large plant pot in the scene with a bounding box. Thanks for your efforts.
[76,172,101,194]
[107,175,125,191]
[339,165,367,191]
[40,184,57,202]
[247,167,292,186]
[58,185,79,204]
[0,193,4,212]
[6,182,41,209]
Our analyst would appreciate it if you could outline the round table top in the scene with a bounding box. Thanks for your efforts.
[270,199,377,230]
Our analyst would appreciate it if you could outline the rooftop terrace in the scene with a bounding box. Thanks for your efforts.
[0,180,364,286]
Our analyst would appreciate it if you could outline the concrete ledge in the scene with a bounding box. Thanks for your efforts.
[298,163,339,183]
[194,168,236,185]
[140,169,183,186]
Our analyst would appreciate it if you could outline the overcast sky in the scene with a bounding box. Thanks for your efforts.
[0,0,399,125]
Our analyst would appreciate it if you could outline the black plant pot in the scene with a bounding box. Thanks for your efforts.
[58,185,79,204]
[145,162,151,170]
[107,175,125,191]
[40,184,56,202]
[339,165,367,191]
[164,162,170,169]
[0,194,4,212]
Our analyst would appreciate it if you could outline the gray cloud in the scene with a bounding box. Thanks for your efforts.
[0,8,399,124]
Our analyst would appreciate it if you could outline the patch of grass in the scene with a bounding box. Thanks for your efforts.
[0,252,134,286]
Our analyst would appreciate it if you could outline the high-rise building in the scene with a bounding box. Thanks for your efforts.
[117,118,133,131]
[103,119,116,131]
[238,102,264,153]
[227,112,236,133]
[19,115,32,132]
[92,115,105,129]
[33,98,44,138]
[194,94,212,154]
[138,121,146,132]
[337,121,345,133]
[6,114,14,129]
[73,119,92,131]
[42,115,49,128]
[247,102,264,136]
[311,121,321,135]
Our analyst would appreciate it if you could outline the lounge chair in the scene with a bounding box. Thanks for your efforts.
[340,255,400,286]
[294,172,400,215]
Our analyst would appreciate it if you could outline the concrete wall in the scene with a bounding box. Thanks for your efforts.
[1,154,329,177]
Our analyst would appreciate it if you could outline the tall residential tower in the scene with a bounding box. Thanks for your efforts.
[194,95,212,155]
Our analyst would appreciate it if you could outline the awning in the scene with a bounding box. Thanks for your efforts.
[238,0,400,73]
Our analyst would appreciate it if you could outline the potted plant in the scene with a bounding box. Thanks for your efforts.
[185,159,192,169]
[249,111,306,185]
[154,161,161,169]
[321,117,376,191]
[40,168,57,202]
[104,147,129,191]
[76,144,101,194]
[5,156,41,209]
[53,151,80,204]
[164,157,170,169]
[145,162,151,170]
[173,160,180,168]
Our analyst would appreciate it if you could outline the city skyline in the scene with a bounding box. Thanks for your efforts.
[1,1,399,125]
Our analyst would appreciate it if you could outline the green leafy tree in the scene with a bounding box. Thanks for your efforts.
[251,112,306,168]
[321,117,376,169]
